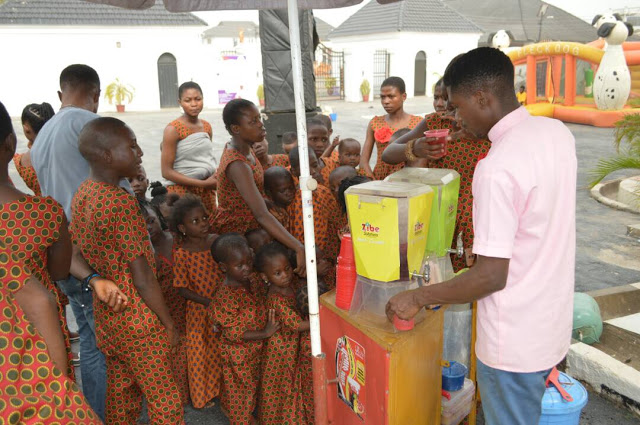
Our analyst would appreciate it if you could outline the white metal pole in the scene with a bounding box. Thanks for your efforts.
[286,0,322,357]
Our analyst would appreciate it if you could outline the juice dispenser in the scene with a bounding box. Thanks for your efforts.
[319,180,445,425]
[386,168,472,370]
[385,168,463,283]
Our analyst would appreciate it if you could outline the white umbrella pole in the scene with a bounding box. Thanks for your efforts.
[286,1,328,423]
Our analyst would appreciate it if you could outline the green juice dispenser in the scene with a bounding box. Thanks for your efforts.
[385,168,462,261]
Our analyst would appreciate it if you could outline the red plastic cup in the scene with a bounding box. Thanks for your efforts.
[339,233,355,264]
[424,129,450,159]
[393,315,415,331]
[335,262,357,310]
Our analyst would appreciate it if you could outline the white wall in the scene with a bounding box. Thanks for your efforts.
[330,31,481,103]
[0,25,211,116]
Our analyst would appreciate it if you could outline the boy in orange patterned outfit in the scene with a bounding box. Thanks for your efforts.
[71,117,183,425]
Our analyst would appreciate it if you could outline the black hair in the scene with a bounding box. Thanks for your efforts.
[282,131,297,145]
[338,175,371,213]
[178,81,203,99]
[317,114,332,132]
[391,128,411,140]
[59,64,100,92]
[381,76,406,94]
[338,138,360,154]
[264,166,293,194]
[168,193,206,235]
[139,198,168,231]
[254,241,291,273]
[222,98,257,134]
[149,181,180,209]
[434,77,445,89]
[0,101,13,144]
[211,232,250,264]
[77,117,129,162]
[306,117,327,131]
[21,103,55,134]
[288,147,317,170]
[443,47,515,99]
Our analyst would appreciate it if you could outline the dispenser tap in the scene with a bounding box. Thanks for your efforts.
[447,232,464,258]
[411,263,430,284]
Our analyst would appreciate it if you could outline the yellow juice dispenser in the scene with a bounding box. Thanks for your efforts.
[319,180,445,425]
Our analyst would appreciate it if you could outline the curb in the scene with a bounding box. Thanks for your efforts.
[566,340,640,417]
[590,179,640,215]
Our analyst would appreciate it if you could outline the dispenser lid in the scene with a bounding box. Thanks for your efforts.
[345,180,433,198]
[385,168,460,186]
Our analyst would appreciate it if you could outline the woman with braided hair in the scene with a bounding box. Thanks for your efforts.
[13,102,55,195]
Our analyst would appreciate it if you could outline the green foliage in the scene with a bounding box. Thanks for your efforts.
[325,77,337,90]
[628,98,640,108]
[104,78,134,105]
[360,79,370,96]
[590,113,640,187]
[257,84,264,100]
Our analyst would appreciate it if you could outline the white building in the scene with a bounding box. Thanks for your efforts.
[0,0,208,116]
[328,0,482,102]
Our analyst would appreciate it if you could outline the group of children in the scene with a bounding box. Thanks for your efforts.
[3,73,458,425]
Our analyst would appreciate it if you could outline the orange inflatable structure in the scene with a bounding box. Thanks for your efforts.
[507,41,640,127]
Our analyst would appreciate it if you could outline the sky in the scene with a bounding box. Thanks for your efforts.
[193,0,640,28]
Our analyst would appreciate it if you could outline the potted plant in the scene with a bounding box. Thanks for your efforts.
[325,77,337,96]
[104,78,134,112]
[360,79,371,102]
[257,84,265,107]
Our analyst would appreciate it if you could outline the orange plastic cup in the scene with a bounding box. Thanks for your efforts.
[424,129,450,159]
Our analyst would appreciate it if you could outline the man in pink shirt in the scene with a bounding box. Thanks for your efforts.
[386,47,576,424]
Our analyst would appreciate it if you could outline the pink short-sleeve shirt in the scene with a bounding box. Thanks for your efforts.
[472,107,576,373]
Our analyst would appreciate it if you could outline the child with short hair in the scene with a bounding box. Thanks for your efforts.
[142,202,189,406]
[281,131,298,154]
[360,76,422,179]
[13,102,55,196]
[337,138,361,168]
[287,148,341,260]
[71,117,183,424]
[210,233,280,425]
[129,164,150,202]
[255,242,310,424]
[306,118,338,185]
[328,166,357,201]
[254,138,290,170]
[264,166,296,230]
[245,227,273,253]
[170,194,222,409]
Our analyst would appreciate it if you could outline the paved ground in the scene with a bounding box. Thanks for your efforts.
[11,96,640,423]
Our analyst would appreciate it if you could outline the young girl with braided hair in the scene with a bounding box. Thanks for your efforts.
[13,102,55,195]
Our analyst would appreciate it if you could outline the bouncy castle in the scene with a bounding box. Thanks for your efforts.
[508,15,640,127]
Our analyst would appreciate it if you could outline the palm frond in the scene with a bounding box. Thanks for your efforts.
[614,113,640,154]
[589,154,640,188]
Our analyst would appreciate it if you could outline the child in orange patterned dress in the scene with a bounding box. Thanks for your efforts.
[71,117,183,424]
[256,242,310,424]
[306,118,338,186]
[263,166,296,230]
[170,194,222,409]
[245,228,273,254]
[142,202,189,406]
[210,233,280,425]
[360,76,422,180]
[128,164,150,202]
[13,102,55,196]
[161,82,217,214]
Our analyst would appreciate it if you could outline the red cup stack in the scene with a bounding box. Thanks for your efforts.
[335,233,357,310]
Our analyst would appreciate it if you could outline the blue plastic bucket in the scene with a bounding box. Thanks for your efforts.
[442,361,467,392]
[539,372,588,425]
[330,113,337,122]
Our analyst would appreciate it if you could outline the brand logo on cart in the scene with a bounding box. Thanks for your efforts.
[414,221,425,233]
[361,222,380,237]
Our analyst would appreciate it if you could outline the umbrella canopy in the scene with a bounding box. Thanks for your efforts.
[84,0,398,12]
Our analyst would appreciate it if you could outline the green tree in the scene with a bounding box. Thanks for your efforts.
[590,114,640,187]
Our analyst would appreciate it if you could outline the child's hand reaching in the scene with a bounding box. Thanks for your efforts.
[331,136,341,148]
[167,326,181,354]
[264,309,281,337]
